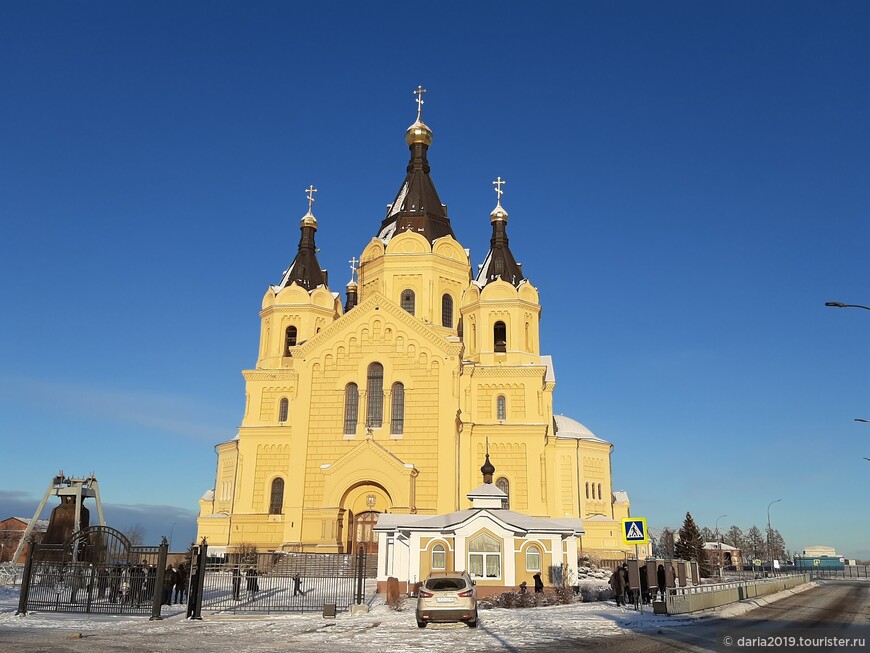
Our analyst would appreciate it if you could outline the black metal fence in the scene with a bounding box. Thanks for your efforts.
[17,526,168,618]
[192,542,376,614]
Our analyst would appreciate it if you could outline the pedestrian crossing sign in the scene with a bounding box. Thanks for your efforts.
[621,518,649,545]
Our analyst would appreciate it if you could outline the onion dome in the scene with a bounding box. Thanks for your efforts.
[405,117,433,146]
[480,453,495,484]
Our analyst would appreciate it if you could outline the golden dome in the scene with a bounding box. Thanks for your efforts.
[405,118,433,146]
[490,202,508,223]
[300,209,318,229]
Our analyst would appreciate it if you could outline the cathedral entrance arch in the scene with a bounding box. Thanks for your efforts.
[341,482,391,554]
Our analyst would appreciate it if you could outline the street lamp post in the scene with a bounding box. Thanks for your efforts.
[825,302,870,311]
[767,499,782,576]
[715,514,728,579]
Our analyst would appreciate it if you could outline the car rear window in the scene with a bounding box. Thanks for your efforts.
[425,577,467,591]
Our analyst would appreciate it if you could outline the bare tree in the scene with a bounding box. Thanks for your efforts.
[746,526,764,561]
[660,527,676,559]
[725,525,744,548]
[124,524,146,547]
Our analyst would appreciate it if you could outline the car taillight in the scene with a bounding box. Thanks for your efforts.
[457,589,473,597]
[419,590,434,598]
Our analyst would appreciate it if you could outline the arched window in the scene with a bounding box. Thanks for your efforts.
[366,363,384,428]
[468,533,501,579]
[591,483,597,500]
[524,322,530,350]
[525,545,541,572]
[400,289,415,315]
[344,383,359,434]
[598,483,603,500]
[496,476,510,510]
[432,544,446,570]
[585,482,590,499]
[278,397,289,422]
[496,395,506,421]
[390,382,404,435]
[494,321,507,353]
[441,294,453,328]
[269,478,284,515]
[284,326,297,354]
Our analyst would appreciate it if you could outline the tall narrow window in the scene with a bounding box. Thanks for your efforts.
[432,544,446,570]
[496,476,510,509]
[598,483,603,500]
[496,395,506,421]
[591,483,597,500]
[441,294,453,328]
[400,289,415,315]
[269,478,284,515]
[585,482,590,499]
[494,321,507,353]
[366,363,384,428]
[284,326,297,354]
[344,383,359,434]
[278,397,289,422]
[390,382,404,434]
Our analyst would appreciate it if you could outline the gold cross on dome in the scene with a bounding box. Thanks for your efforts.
[414,85,427,120]
[305,185,318,212]
[492,177,506,203]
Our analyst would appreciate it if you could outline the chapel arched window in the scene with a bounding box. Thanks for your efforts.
[526,545,541,572]
[468,534,501,579]
[278,397,289,422]
[432,544,446,570]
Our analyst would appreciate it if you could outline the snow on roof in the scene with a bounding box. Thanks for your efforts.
[541,355,555,383]
[612,491,629,504]
[467,483,507,499]
[375,508,584,536]
[703,542,739,551]
[553,414,609,443]
[201,489,215,501]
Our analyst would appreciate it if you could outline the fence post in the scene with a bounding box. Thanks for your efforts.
[15,540,36,615]
[150,537,168,621]
[355,543,366,605]
[186,538,208,620]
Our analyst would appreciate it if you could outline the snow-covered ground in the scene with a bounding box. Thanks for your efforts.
[0,580,819,653]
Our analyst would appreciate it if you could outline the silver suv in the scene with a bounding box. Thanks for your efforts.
[415,571,478,628]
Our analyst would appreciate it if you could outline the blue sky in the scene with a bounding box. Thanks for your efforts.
[1,2,868,558]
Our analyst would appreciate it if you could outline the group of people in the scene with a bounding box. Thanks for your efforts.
[161,563,189,606]
[609,563,674,606]
[518,571,545,594]
[231,566,263,600]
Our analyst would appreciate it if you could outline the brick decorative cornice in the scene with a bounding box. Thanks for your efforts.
[470,366,547,378]
[242,370,299,382]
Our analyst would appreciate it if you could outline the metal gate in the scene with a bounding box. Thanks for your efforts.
[193,543,376,614]
[17,526,168,618]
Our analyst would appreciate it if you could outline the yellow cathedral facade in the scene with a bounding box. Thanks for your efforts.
[196,94,638,561]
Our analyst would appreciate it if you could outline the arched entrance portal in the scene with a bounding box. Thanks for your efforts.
[342,483,391,554]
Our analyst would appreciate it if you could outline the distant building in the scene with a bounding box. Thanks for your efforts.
[0,517,48,563]
[703,541,742,569]
[795,544,844,570]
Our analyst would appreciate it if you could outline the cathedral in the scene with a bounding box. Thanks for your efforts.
[196,92,637,561]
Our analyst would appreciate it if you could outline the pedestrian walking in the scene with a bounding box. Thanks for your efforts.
[245,567,259,599]
[174,563,187,604]
[609,567,625,606]
[232,565,242,600]
[293,572,303,596]
[533,571,544,593]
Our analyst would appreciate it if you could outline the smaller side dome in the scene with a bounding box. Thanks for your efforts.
[405,118,433,146]
[553,414,609,443]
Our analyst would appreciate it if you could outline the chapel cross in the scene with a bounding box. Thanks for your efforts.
[414,85,427,120]
[492,176,506,204]
[305,185,318,212]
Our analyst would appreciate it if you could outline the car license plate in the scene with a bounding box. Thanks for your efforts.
[436,597,456,603]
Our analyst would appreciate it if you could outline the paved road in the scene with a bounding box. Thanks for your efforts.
[1,581,868,652]
[567,580,870,653]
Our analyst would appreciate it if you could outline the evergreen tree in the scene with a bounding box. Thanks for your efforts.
[675,512,711,577]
